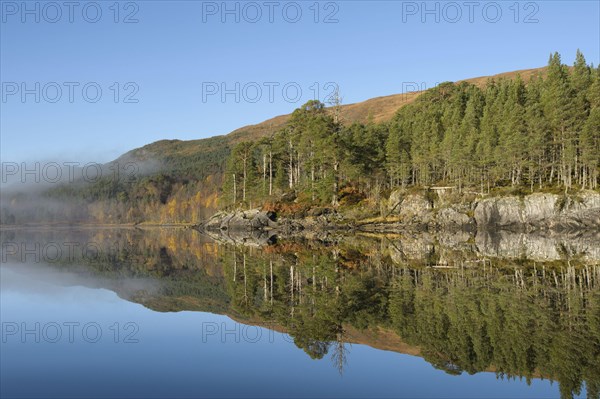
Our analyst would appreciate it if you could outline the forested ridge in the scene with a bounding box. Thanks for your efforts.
[223,51,599,212]
[2,51,598,225]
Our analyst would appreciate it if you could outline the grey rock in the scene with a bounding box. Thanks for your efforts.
[474,196,523,229]
[203,209,277,232]
[436,207,474,229]
[474,191,600,231]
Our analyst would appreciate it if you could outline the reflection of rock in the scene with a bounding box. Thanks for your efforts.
[475,230,600,262]
[436,230,472,248]
[203,228,277,247]
[388,233,436,263]
[387,231,479,266]
[475,230,557,260]
[386,229,600,264]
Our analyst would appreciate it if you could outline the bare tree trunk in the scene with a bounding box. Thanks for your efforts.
[263,263,267,301]
[269,150,273,196]
[270,260,273,306]
[243,253,248,303]
[311,161,315,201]
[332,160,339,206]
[243,155,247,202]
[288,138,294,189]
[263,153,267,195]
[233,249,237,282]
[296,152,301,186]
[290,265,295,318]
[233,174,237,205]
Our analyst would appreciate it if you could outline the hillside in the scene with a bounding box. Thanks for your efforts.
[103,65,551,205]
[123,66,549,165]
[220,67,551,143]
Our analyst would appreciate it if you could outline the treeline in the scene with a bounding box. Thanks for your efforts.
[1,176,218,225]
[224,51,599,210]
[46,174,219,224]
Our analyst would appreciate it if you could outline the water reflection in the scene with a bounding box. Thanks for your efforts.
[1,227,598,398]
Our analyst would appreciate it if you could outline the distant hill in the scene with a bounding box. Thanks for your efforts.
[118,66,549,172]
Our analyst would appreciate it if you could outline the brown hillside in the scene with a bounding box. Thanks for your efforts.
[119,66,548,166]
[226,66,548,144]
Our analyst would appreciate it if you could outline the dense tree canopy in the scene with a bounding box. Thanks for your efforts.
[222,51,599,211]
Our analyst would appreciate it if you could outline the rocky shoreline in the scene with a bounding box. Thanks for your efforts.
[197,190,600,237]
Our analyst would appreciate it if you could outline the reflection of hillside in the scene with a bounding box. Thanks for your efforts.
[228,313,422,358]
[2,227,599,398]
[1,227,230,313]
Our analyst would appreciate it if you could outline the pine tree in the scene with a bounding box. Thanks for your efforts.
[581,107,600,189]
[525,74,550,189]
[477,80,501,192]
[542,52,577,189]
[499,76,528,186]
[386,112,412,187]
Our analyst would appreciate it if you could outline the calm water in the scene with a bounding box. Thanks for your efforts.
[1,227,598,399]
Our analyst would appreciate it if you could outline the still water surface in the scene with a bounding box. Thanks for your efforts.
[1,227,597,398]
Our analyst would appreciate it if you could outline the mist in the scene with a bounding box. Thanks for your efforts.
[1,157,163,225]
[0,228,162,304]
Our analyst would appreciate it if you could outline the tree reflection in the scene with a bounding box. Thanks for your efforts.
[222,240,600,399]
[4,228,598,398]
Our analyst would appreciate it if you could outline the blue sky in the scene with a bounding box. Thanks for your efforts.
[1,0,599,163]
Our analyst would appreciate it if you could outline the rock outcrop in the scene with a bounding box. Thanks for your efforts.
[436,207,474,229]
[474,190,600,231]
[386,189,475,230]
[201,190,599,236]
[385,188,599,232]
[202,209,278,232]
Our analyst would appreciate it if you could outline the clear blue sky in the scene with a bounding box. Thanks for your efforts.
[1,0,599,163]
